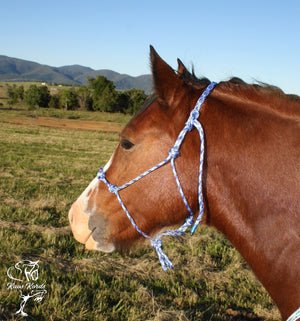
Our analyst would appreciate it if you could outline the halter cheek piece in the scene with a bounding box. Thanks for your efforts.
[286,308,300,321]
[97,82,217,272]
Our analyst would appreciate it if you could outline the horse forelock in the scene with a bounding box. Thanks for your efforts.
[177,65,211,89]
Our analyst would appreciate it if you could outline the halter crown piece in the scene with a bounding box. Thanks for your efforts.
[97,82,217,272]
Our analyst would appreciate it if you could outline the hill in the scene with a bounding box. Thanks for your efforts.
[0,55,153,93]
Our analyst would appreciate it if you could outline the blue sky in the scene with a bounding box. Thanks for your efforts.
[1,0,300,95]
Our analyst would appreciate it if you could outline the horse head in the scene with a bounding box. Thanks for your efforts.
[69,47,206,254]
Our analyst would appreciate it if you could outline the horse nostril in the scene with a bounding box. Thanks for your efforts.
[88,212,109,243]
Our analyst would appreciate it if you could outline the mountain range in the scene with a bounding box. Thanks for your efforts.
[0,55,153,93]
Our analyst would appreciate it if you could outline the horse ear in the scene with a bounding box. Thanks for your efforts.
[177,58,187,75]
[150,46,183,106]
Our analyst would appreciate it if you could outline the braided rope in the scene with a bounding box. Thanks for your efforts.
[97,82,217,271]
[286,308,300,321]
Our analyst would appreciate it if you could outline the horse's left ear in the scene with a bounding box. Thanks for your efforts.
[150,46,184,107]
[177,58,187,75]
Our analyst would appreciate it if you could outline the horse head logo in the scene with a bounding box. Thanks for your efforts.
[7,260,39,282]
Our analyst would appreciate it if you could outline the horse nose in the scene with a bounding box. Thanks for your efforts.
[68,206,74,224]
[68,200,91,245]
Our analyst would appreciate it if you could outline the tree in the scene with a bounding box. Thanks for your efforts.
[6,84,24,105]
[16,85,24,101]
[24,85,40,109]
[94,82,118,112]
[77,86,92,110]
[49,94,61,109]
[24,85,51,109]
[88,76,110,100]
[38,86,51,107]
[60,89,79,110]
[116,92,130,113]
[123,89,147,114]
[115,89,147,114]
[88,76,118,111]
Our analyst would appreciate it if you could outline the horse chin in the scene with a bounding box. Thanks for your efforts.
[95,242,115,253]
[84,234,115,253]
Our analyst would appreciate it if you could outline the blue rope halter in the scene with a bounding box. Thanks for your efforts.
[97,82,217,271]
[287,308,300,321]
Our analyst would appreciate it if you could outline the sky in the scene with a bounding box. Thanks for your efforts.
[1,0,300,95]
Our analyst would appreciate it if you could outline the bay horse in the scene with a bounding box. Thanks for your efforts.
[69,46,300,320]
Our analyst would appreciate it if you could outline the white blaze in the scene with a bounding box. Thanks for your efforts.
[83,151,116,214]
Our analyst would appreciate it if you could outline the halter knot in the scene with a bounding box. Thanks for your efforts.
[168,146,180,159]
[150,238,173,271]
[185,109,200,132]
[185,117,196,131]
[190,109,199,121]
[185,215,194,226]
[108,184,118,194]
[150,238,162,249]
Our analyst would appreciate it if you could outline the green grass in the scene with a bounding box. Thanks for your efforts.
[0,106,280,321]
[0,103,132,124]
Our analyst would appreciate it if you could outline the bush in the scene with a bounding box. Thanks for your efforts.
[6,84,24,105]
[24,85,40,109]
[38,86,51,107]
[24,85,51,109]
[123,89,147,114]
[60,89,79,110]
[49,94,61,109]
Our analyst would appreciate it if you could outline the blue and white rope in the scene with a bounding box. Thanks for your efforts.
[97,82,217,271]
[287,307,300,321]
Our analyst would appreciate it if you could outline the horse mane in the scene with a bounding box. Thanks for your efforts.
[220,79,300,117]
[220,77,300,102]
[135,66,299,121]
[178,66,300,117]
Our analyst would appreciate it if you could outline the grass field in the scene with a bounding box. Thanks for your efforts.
[0,104,281,320]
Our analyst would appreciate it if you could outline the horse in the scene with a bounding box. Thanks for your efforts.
[69,46,300,320]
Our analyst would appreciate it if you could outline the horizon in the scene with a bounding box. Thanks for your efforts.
[1,0,299,95]
[0,53,150,77]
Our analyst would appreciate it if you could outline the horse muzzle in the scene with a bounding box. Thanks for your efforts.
[68,192,115,253]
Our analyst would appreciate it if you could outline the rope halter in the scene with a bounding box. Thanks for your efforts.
[286,308,300,321]
[97,82,217,271]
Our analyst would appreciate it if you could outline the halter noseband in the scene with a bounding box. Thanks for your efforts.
[97,82,217,271]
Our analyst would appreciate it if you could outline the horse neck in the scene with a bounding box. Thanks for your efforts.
[201,93,300,319]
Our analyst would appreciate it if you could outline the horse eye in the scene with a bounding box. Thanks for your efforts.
[121,139,134,150]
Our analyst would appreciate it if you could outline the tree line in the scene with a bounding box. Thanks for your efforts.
[6,76,149,115]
